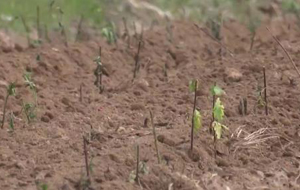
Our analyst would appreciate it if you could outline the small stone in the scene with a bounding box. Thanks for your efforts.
[41,115,50,123]
[117,127,126,133]
[130,103,145,111]
[224,68,243,82]
[109,154,121,163]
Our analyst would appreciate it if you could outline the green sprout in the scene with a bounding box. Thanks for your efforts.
[22,102,36,124]
[101,24,117,44]
[1,83,16,129]
[210,84,225,96]
[193,109,202,132]
[129,161,149,184]
[23,72,37,104]
[212,98,228,139]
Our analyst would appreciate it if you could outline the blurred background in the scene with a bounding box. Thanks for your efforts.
[0,0,299,43]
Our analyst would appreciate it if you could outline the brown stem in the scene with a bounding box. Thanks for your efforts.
[133,41,142,81]
[263,67,268,115]
[194,23,234,57]
[266,27,300,78]
[36,6,41,41]
[80,83,83,102]
[249,31,256,51]
[190,80,198,152]
[150,110,160,164]
[21,16,31,46]
[1,94,9,129]
[135,145,140,183]
[122,17,130,48]
[83,136,89,178]
[75,15,84,42]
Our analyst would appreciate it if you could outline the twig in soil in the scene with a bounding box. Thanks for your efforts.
[266,27,300,78]
[190,80,198,152]
[75,15,84,42]
[238,97,247,116]
[132,41,142,81]
[83,136,90,179]
[58,8,68,47]
[150,110,161,164]
[133,21,138,41]
[20,16,31,46]
[135,144,140,184]
[94,46,106,93]
[80,83,83,102]
[122,17,130,48]
[263,67,268,115]
[249,31,256,51]
[194,23,234,57]
[36,6,41,42]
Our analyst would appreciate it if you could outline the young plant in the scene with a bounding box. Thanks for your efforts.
[129,145,149,184]
[24,72,37,104]
[132,41,142,81]
[101,24,117,44]
[150,110,160,164]
[212,98,228,139]
[57,7,68,47]
[189,80,202,152]
[93,48,109,93]
[22,102,36,124]
[1,83,16,129]
[8,112,15,133]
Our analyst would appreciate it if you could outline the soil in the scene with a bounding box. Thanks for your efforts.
[0,18,300,190]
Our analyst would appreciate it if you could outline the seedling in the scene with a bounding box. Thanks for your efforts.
[132,41,142,81]
[1,83,16,129]
[150,110,160,164]
[36,6,41,43]
[22,102,36,124]
[20,16,31,46]
[101,24,117,44]
[57,7,68,47]
[189,80,202,152]
[24,72,37,104]
[212,98,228,157]
[8,112,15,133]
[263,67,268,115]
[122,17,130,48]
[129,145,149,184]
[83,136,90,179]
[94,47,108,93]
[75,15,84,42]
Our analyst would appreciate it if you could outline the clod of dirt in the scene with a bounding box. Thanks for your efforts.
[130,103,145,111]
[109,154,122,163]
[41,112,54,123]
[133,79,150,92]
[0,31,15,53]
[157,134,176,147]
[167,47,189,66]
[224,68,243,82]
[216,158,229,167]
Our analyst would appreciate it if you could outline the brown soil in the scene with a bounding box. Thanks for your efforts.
[0,19,300,190]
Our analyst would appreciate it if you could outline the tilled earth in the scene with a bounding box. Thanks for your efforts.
[0,19,300,190]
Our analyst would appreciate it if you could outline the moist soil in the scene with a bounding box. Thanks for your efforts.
[0,19,300,190]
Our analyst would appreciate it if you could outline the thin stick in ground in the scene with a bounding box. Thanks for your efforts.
[75,15,84,42]
[190,80,198,152]
[36,6,41,42]
[135,144,140,184]
[249,31,256,51]
[266,27,300,78]
[20,16,31,46]
[133,41,142,81]
[150,110,160,164]
[83,136,90,178]
[263,67,268,115]
[122,17,130,48]
[1,94,9,129]
[80,83,83,102]
[194,23,234,57]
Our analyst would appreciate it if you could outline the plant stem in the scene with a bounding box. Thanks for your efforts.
[83,136,90,178]
[1,94,9,129]
[190,80,198,152]
[133,41,142,81]
[122,17,130,48]
[150,110,160,164]
[80,83,83,102]
[21,16,31,47]
[44,24,51,43]
[135,144,140,183]
[266,27,300,78]
[263,67,268,115]
[36,6,41,41]
[75,15,84,42]
[249,31,256,51]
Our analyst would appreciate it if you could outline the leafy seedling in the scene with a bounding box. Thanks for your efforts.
[101,26,117,44]
[22,103,36,124]
[93,48,109,93]
[24,72,37,103]
[8,112,15,133]
[1,83,16,129]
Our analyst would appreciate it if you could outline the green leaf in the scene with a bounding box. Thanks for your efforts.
[193,109,202,132]
[9,113,14,132]
[7,83,16,96]
[213,98,224,122]
[189,80,198,92]
[211,85,224,96]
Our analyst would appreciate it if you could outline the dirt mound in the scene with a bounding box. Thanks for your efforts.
[0,19,300,190]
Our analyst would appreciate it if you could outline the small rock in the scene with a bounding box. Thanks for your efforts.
[41,115,50,123]
[117,127,126,133]
[134,79,149,92]
[14,161,25,170]
[157,134,176,146]
[224,68,243,82]
[109,154,121,163]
